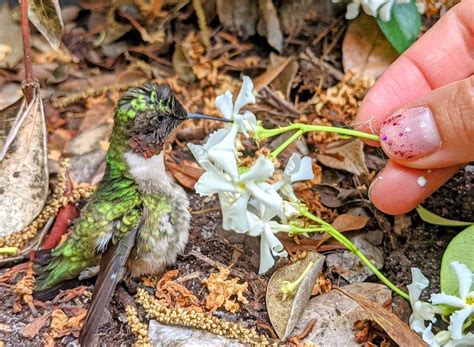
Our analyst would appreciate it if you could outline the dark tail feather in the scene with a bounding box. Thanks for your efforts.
[34,249,52,268]
[33,278,81,301]
[79,227,138,346]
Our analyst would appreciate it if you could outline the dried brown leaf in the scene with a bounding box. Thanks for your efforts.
[0,3,23,69]
[332,214,370,232]
[338,288,425,347]
[0,83,22,111]
[28,0,64,50]
[0,90,48,237]
[216,0,257,37]
[257,0,283,52]
[342,14,398,80]
[166,159,203,190]
[317,139,369,176]
[50,308,87,339]
[155,270,201,310]
[253,54,292,92]
[21,312,51,338]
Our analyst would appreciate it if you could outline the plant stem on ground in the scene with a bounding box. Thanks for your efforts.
[20,0,37,102]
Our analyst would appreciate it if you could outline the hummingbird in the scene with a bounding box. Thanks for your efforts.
[34,83,230,345]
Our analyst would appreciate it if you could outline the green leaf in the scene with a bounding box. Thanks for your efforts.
[441,225,474,295]
[377,0,421,53]
[416,206,473,227]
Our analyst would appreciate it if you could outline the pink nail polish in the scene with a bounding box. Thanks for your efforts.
[379,107,441,160]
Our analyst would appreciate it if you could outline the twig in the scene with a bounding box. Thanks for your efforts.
[187,250,250,281]
[259,86,300,118]
[20,0,38,102]
[302,49,344,81]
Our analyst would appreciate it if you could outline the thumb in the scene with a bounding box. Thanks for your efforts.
[378,76,474,169]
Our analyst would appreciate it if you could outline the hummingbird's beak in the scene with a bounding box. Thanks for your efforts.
[187,112,233,123]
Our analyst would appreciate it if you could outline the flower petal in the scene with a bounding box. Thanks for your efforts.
[421,324,439,347]
[346,2,361,19]
[218,192,236,230]
[430,293,465,308]
[215,90,233,120]
[246,211,265,236]
[208,125,239,179]
[246,182,283,215]
[263,224,287,258]
[452,332,474,346]
[240,156,275,182]
[259,234,275,274]
[448,306,474,339]
[408,267,429,304]
[195,171,238,195]
[187,143,214,172]
[450,261,473,299]
[290,156,314,182]
[227,192,251,233]
[234,76,256,114]
[378,0,394,21]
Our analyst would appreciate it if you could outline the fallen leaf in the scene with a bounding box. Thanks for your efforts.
[13,261,36,313]
[338,288,425,347]
[0,89,48,237]
[28,0,63,50]
[269,54,298,100]
[148,320,245,346]
[0,83,23,111]
[332,214,370,232]
[21,312,51,338]
[52,286,87,304]
[172,43,196,83]
[257,0,283,53]
[253,54,292,92]
[342,13,398,80]
[166,159,203,190]
[216,0,257,38]
[0,3,23,69]
[326,235,384,284]
[291,283,392,345]
[317,139,369,176]
[266,252,325,339]
[155,270,201,310]
[202,267,248,313]
[393,214,412,235]
[279,0,329,35]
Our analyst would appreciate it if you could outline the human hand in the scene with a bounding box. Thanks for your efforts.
[355,0,474,215]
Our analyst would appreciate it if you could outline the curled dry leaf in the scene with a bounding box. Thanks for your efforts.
[28,0,64,50]
[266,251,325,339]
[13,261,36,313]
[342,13,398,80]
[338,288,425,347]
[257,0,284,53]
[0,90,48,237]
[332,213,370,232]
[21,312,51,338]
[317,139,369,176]
[166,159,203,190]
[202,267,248,313]
[155,270,201,310]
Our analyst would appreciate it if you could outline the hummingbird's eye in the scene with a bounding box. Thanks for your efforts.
[157,115,164,122]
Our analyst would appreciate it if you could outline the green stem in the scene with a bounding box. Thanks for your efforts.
[270,130,304,159]
[289,226,327,235]
[258,123,380,142]
[0,247,18,255]
[298,206,409,300]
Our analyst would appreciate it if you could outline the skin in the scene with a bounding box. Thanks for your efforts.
[356,0,474,215]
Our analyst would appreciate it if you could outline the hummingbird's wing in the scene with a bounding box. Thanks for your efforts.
[79,218,141,346]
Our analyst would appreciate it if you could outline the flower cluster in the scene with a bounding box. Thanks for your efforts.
[408,261,474,346]
[188,77,314,273]
[333,0,410,22]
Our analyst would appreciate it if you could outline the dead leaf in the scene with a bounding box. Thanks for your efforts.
[266,252,325,339]
[332,214,369,232]
[166,159,203,190]
[253,54,292,92]
[13,261,36,313]
[338,288,425,347]
[172,44,196,83]
[0,89,48,237]
[394,214,411,235]
[202,267,248,313]
[317,139,369,176]
[155,270,201,310]
[21,312,51,338]
[257,0,283,53]
[216,0,257,38]
[291,283,392,345]
[65,123,111,156]
[269,54,298,100]
[0,83,23,111]
[28,0,64,50]
[342,13,398,80]
[0,3,23,69]
[326,235,384,284]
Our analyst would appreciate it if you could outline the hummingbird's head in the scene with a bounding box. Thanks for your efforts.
[117,83,188,157]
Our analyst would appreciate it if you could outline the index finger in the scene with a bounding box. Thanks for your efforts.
[355,0,474,133]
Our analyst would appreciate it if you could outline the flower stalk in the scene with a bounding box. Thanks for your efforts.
[281,261,314,297]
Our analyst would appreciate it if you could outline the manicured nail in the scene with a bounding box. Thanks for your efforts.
[379,107,441,160]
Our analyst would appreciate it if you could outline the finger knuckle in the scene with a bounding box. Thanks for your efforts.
[451,76,474,145]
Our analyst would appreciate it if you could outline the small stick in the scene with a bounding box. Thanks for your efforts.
[20,0,38,102]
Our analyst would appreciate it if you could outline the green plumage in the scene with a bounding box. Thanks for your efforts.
[35,83,189,291]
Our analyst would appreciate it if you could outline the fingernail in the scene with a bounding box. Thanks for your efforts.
[379,107,441,160]
[368,169,384,201]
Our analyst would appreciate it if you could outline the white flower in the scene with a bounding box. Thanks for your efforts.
[273,154,314,203]
[215,76,257,137]
[407,268,437,334]
[333,0,410,22]
[431,261,474,340]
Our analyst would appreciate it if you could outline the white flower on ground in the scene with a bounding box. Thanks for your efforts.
[273,154,314,203]
[430,261,474,340]
[407,267,437,334]
[215,76,257,137]
[333,0,410,22]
